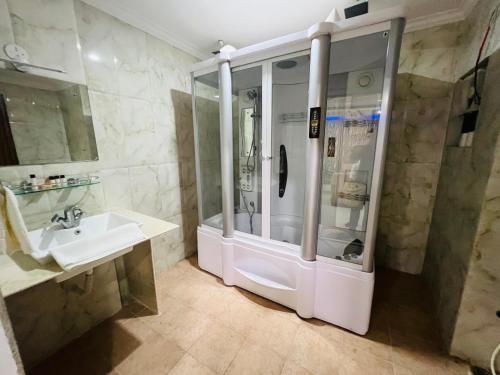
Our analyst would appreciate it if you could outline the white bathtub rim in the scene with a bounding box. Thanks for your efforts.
[199,224,365,272]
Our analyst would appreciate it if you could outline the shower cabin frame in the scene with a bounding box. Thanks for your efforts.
[191,10,404,334]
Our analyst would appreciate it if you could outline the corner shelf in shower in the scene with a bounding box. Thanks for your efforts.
[10,180,100,196]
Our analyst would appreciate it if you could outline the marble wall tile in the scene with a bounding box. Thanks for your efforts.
[377,74,452,274]
[123,241,158,313]
[129,165,162,218]
[113,22,150,100]
[4,0,85,84]
[0,292,23,374]
[119,97,156,166]
[375,22,460,275]
[401,98,451,163]
[0,0,14,68]
[150,228,184,277]
[154,123,179,164]
[160,187,183,220]
[450,172,500,370]
[16,192,51,231]
[5,261,121,369]
[157,162,180,191]
[146,34,195,99]
[183,209,199,253]
[87,90,126,170]
[180,159,197,188]
[398,22,461,83]
[395,73,454,101]
[100,167,133,211]
[74,0,119,94]
[181,185,198,213]
[48,183,105,216]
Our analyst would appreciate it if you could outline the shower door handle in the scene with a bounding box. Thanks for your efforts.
[279,145,287,198]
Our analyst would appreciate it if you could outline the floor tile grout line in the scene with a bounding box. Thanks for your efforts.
[280,325,300,372]
[220,338,245,375]
[164,350,188,375]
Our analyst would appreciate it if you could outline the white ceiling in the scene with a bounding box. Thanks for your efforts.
[83,0,476,59]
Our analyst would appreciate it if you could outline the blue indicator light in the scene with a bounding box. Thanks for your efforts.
[325,113,380,122]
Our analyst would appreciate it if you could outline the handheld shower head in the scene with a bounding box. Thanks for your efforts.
[247,90,258,100]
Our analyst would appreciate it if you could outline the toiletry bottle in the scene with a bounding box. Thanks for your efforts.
[42,176,51,189]
[54,175,60,185]
[60,175,66,186]
[30,174,39,190]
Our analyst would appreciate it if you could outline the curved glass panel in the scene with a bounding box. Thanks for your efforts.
[193,71,222,229]
[317,31,389,264]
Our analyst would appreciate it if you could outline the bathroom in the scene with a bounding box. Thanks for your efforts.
[0,0,499,374]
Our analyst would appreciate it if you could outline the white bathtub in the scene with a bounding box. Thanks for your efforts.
[198,212,374,335]
[206,212,365,264]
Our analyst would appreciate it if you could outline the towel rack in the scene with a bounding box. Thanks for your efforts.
[0,57,66,74]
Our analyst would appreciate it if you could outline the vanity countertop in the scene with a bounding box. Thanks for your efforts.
[0,210,178,298]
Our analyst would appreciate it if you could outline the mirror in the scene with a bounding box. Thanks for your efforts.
[0,69,98,166]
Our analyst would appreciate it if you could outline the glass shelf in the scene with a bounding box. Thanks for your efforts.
[11,180,100,196]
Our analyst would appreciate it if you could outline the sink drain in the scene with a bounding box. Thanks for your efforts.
[74,229,82,235]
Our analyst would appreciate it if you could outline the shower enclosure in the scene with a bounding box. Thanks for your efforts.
[192,11,404,334]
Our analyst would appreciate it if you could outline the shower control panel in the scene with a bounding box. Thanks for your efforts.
[309,107,321,138]
[240,165,254,192]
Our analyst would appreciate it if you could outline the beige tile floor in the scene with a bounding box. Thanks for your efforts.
[30,256,469,375]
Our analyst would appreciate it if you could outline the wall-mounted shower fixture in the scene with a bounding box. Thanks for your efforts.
[245,89,258,173]
[239,87,260,234]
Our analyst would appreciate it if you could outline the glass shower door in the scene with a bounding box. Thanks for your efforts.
[317,31,390,265]
[193,71,223,229]
[270,54,310,245]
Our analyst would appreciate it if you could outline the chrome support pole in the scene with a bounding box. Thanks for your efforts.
[218,61,235,238]
[301,33,331,261]
[362,18,405,272]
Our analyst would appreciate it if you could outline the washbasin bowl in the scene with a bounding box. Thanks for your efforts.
[28,212,146,273]
[30,212,142,251]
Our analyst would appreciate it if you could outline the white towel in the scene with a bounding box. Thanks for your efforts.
[0,186,33,255]
[50,223,146,271]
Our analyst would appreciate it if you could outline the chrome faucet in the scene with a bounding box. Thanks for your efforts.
[51,205,84,229]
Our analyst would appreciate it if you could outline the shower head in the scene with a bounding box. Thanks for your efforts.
[247,90,258,100]
[276,60,297,69]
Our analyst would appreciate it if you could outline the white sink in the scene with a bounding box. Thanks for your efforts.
[28,212,146,278]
